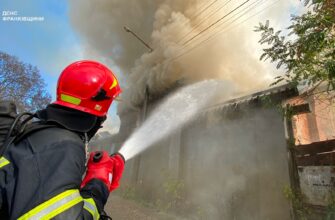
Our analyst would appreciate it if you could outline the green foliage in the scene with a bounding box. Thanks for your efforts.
[120,183,136,200]
[283,185,311,220]
[326,190,335,220]
[163,177,185,202]
[118,172,186,214]
[155,170,185,212]
[0,51,51,112]
[260,95,295,119]
[196,206,206,220]
[255,0,335,89]
[283,187,335,220]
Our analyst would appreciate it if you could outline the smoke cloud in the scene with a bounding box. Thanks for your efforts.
[69,0,302,111]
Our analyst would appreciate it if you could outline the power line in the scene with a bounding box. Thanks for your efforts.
[178,0,233,44]
[155,0,260,68]
[187,0,220,23]
[158,0,280,75]
[153,0,222,55]
[176,0,220,32]
[170,0,281,62]
[171,2,265,60]
[182,0,264,47]
[222,0,280,34]
[182,0,251,46]
[177,0,233,44]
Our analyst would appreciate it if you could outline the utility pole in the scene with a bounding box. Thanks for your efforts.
[124,25,152,185]
[131,86,149,185]
[124,26,153,52]
[284,103,310,220]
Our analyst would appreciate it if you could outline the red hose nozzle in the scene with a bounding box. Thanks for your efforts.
[110,152,125,163]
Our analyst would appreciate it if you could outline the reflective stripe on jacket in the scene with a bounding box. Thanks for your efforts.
[0,157,9,169]
[0,127,109,220]
[17,190,99,220]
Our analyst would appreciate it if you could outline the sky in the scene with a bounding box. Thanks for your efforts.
[0,0,304,134]
[0,0,120,133]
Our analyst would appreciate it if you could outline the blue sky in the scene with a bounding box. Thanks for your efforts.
[0,0,81,94]
[0,0,120,128]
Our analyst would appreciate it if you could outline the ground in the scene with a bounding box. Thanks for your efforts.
[105,195,184,220]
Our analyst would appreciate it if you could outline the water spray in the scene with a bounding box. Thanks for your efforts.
[118,80,228,161]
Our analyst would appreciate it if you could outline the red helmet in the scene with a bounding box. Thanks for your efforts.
[53,60,121,117]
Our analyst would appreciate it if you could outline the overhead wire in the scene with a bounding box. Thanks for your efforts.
[156,0,282,77]
[224,0,282,33]
[159,0,273,75]
[154,0,270,67]
[181,0,251,46]
[186,0,220,24]
[151,0,221,58]
[177,0,233,44]
[182,0,264,47]
[169,0,281,63]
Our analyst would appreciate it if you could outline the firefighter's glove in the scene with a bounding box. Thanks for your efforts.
[81,151,125,192]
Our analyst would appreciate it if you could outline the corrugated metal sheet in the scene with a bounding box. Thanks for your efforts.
[206,84,298,113]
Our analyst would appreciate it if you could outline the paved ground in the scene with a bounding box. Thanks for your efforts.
[105,195,183,220]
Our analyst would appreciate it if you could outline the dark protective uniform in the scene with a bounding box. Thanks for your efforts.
[0,104,109,220]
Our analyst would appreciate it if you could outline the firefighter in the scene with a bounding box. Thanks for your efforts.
[0,60,124,219]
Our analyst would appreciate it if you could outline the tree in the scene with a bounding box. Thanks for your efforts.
[0,51,51,112]
[255,0,335,89]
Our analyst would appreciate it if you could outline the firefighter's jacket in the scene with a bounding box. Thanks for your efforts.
[0,126,109,219]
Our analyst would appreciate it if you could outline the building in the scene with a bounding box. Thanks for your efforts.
[93,83,335,219]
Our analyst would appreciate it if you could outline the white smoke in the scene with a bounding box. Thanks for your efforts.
[69,0,303,111]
